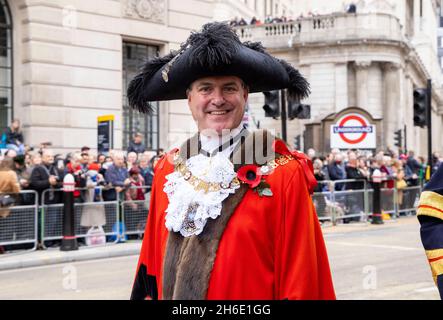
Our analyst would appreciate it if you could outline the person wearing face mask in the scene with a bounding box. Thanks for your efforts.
[128,22,335,300]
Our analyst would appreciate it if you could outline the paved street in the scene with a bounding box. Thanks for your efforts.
[324,216,440,299]
[0,216,439,300]
[0,254,138,300]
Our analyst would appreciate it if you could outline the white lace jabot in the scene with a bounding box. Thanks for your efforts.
[163,152,240,237]
[199,123,244,159]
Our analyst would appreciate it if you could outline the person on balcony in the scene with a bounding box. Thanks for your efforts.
[346,3,357,14]
[238,17,247,26]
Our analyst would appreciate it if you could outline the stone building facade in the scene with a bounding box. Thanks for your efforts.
[0,0,293,154]
[236,0,443,156]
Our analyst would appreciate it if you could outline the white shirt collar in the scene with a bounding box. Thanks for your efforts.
[199,124,244,158]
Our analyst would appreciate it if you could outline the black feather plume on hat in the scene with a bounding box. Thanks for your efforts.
[127,51,176,114]
[185,22,240,69]
[278,59,311,101]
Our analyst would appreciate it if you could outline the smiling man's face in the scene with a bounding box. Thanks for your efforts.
[187,76,248,134]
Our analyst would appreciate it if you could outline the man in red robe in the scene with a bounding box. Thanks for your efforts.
[128,22,335,300]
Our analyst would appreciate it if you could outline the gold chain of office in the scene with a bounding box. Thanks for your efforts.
[172,152,296,194]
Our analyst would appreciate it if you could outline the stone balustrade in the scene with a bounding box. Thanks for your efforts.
[234,12,404,49]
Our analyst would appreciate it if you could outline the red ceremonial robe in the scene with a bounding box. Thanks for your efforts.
[131,131,336,300]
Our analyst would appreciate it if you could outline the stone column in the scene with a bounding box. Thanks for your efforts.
[382,62,401,150]
[354,60,371,110]
[335,62,348,112]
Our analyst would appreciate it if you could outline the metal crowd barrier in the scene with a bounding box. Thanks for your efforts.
[0,190,39,254]
[40,185,152,248]
[397,185,421,216]
[312,178,409,225]
[41,187,121,248]
[312,181,334,226]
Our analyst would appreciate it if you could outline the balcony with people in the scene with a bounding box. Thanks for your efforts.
[232,11,404,50]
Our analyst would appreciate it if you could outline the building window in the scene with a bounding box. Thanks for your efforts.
[0,0,12,134]
[122,42,160,151]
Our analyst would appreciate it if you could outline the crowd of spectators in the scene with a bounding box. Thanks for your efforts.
[309,147,442,222]
[229,15,295,27]
[309,147,442,192]
[0,124,164,206]
[0,120,164,251]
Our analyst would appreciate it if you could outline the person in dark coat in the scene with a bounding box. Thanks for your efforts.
[345,152,366,190]
[328,153,346,190]
[312,158,327,219]
[344,152,366,221]
[138,154,153,192]
[104,152,130,201]
[127,132,146,154]
[29,149,63,205]
[407,150,422,176]
[29,149,63,245]
[313,158,326,193]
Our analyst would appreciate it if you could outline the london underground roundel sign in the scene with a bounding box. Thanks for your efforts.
[330,113,376,149]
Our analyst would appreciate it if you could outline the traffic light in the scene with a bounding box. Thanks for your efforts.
[287,102,311,120]
[263,91,280,119]
[413,88,427,127]
[294,135,301,150]
[394,129,402,148]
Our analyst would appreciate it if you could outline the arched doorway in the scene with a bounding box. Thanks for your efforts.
[0,0,12,134]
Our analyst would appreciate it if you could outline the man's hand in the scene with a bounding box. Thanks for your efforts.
[20,179,29,188]
[49,176,58,186]
[115,186,123,193]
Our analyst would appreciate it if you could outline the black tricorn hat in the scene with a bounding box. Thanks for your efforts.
[127,22,310,113]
